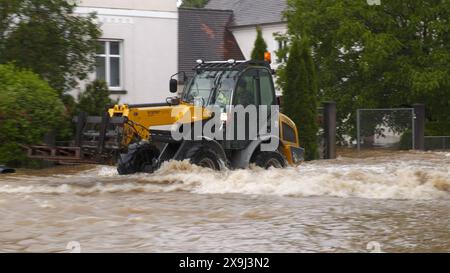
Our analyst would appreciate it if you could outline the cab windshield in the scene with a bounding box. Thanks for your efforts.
[183,70,238,110]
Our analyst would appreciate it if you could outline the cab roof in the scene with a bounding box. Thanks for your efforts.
[194,60,272,72]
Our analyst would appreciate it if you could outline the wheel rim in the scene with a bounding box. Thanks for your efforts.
[265,158,282,169]
[197,157,217,169]
[136,150,156,171]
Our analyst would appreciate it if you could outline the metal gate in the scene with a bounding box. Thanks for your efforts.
[357,108,415,151]
[425,136,450,150]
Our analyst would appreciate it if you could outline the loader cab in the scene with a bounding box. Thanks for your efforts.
[228,66,278,150]
[181,60,277,112]
[180,60,278,151]
[179,61,274,146]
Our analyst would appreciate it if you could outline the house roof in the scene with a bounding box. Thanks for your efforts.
[178,8,245,77]
[205,0,287,27]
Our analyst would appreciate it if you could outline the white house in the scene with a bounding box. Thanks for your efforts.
[75,0,178,104]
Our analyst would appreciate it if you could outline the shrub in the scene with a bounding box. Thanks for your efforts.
[282,38,319,160]
[0,64,65,166]
[75,80,117,116]
[399,130,413,150]
[251,27,268,61]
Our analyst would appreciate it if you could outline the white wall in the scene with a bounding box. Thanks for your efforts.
[74,1,178,104]
[79,0,177,12]
[231,23,287,67]
[232,23,287,95]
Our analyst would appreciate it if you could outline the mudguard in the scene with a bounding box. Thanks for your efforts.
[173,138,228,166]
[230,135,283,169]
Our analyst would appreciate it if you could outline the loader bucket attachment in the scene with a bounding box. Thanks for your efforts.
[73,113,126,152]
[23,112,127,164]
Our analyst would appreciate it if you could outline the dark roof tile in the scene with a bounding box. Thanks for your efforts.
[205,0,287,27]
[178,8,244,77]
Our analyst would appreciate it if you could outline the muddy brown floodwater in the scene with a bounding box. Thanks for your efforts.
[0,151,449,253]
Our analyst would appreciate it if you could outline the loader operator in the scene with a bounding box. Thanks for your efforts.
[215,78,234,110]
[235,76,256,107]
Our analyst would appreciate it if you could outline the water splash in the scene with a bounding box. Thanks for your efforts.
[0,153,449,200]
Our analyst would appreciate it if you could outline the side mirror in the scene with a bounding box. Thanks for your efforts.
[170,79,178,93]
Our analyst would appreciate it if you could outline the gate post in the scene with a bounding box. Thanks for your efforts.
[356,109,361,152]
[74,112,87,147]
[323,102,337,159]
[98,111,111,155]
[42,130,56,167]
[43,130,56,147]
[413,104,425,151]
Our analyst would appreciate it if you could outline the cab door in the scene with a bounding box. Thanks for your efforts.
[227,69,259,150]
[257,68,278,137]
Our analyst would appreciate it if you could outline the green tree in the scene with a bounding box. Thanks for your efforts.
[76,80,118,116]
[285,0,450,138]
[251,27,268,61]
[181,0,209,8]
[283,38,319,161]
[0,64,65,166]
[0,0,101,94]
[273,33,290,92]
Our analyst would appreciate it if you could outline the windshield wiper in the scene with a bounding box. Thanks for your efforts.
[208,71,225,105]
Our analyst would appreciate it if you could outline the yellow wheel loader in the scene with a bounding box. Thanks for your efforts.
[25,60,304,174]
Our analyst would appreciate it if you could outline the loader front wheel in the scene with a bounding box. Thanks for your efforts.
[117,144,160,175]
[185,145,222,171]
[251,151,286,169]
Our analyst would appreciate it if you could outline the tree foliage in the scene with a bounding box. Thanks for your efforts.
[251,27,268,61]
[76,80,118,116]
[283,38,319,160]
[181,0,209,8]
[0,0,101,94]
[285,0,450,138]
[0,64,65,166]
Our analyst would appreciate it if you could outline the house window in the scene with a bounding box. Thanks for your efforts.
[277,40,288,63]
[96,40,122,89]
[278,40,287,51]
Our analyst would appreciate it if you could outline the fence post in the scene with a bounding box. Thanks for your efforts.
[42,130,56,167]
[43,130,56,147]
[356,109,361,152]
[98,111,110,155]
[413,104,425,151]
[74,112,86,147]
[323,102,337,159]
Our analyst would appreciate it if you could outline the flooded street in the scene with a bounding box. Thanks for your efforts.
[0,151,449,253]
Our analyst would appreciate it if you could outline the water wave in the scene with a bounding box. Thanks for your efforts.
[0,153,449,200]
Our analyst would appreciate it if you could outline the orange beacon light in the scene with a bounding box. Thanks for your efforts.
[264,51,272,64]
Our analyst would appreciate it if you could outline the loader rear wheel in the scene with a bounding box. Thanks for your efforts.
[117,144,160,175]
[251,151,286,169]
[185,145,222,171]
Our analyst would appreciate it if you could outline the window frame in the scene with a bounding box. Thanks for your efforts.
[232,68,259,107]
[258,68,277,107]
[276,40,288,63]
[96,40,123,91]
[231,67,277,107]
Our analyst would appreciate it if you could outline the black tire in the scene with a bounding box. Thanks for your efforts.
[185,144,222,171]
[117,144,160,175]
[251,151,287,169]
